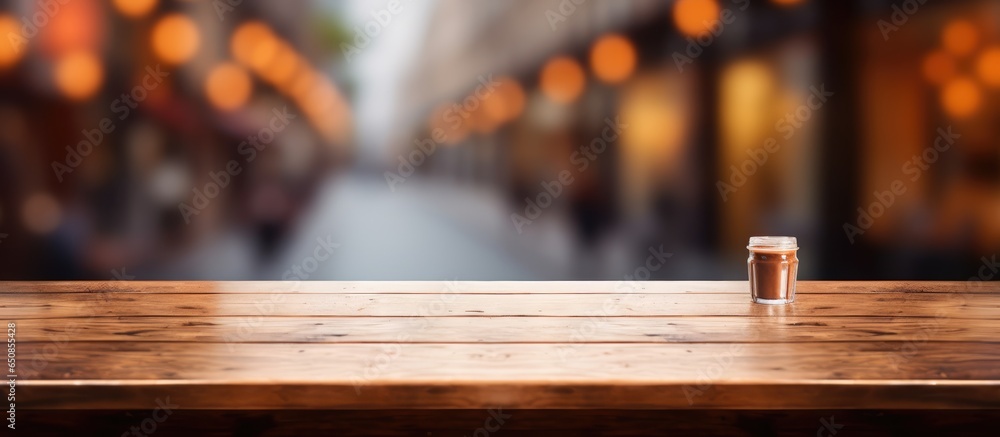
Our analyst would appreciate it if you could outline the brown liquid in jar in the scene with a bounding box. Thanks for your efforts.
[748,248,798,302]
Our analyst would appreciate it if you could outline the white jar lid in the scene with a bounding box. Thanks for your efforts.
[748,236,797,249]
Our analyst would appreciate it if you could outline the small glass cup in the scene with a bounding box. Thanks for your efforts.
[747,236,799,305]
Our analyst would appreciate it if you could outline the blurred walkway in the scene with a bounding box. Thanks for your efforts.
[259,172,567,280]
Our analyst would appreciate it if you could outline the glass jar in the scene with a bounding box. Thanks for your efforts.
[747,236,799,305]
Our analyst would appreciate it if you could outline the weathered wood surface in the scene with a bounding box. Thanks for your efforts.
[3,281,998,410]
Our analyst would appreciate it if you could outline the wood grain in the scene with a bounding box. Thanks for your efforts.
[4,281,999,410]
[13,316,1000,343]
[4,291,996,319]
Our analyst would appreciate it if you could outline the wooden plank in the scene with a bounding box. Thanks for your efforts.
[19,380,1000,410]
[16,342,1000,382]
[3,292,996,319]
[2,280,997,294]
[12,316,1000,343]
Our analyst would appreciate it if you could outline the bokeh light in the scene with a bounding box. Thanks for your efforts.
[975,47,1000,87]
[941,77,981,119]
[481,76,526,125]
[259,43,300,88]
[590,34,637,85]
[205,62,253,111]
[54,50,104,100]
[113,0,157,18]
[540,56,586,104]
[673,0,720,37]
[0,16,24,68]
[22,193,61,235]
[41,0,102,56]
[942,20,978,57]
[922,51,957,85]
[232,21,276,69]
[151,14,200,64]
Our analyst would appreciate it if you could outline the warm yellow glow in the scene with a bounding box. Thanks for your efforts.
[54,51,104,100]
[621,80,686,153]
[922,50,957,85]
[540,57,586,104]
[205,63,252,111]
[113,0,157,18]
[590,34,637,85]
[975,47,1000,87]
[22,193,61,235]
[673,0,720,37]
[151,14,200,64]
[0,16,24,68]
[941,77,981,118]
[720,60,775,144]
[942,20,978,57]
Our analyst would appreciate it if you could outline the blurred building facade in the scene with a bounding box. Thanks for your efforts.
[1,0,999,281]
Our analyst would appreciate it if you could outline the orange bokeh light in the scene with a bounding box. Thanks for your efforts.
[590,34,637,85]
[54,50,103,100]
[942,20,978,57]
[975,47,1000,87]
[259,43,300,88]
[151,14,200,64]
[673,0,720,37]
[0,15,24,68]
[40,0,101,56]
[113,0,157,18]
[922,51,957,85]
[231,21,275,67]
[482,76,526,125]
[540,57,586,104]
[205,63,253,111]
[940,77,981,119]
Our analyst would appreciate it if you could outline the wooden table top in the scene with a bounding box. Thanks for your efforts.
[5,281,999,410]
